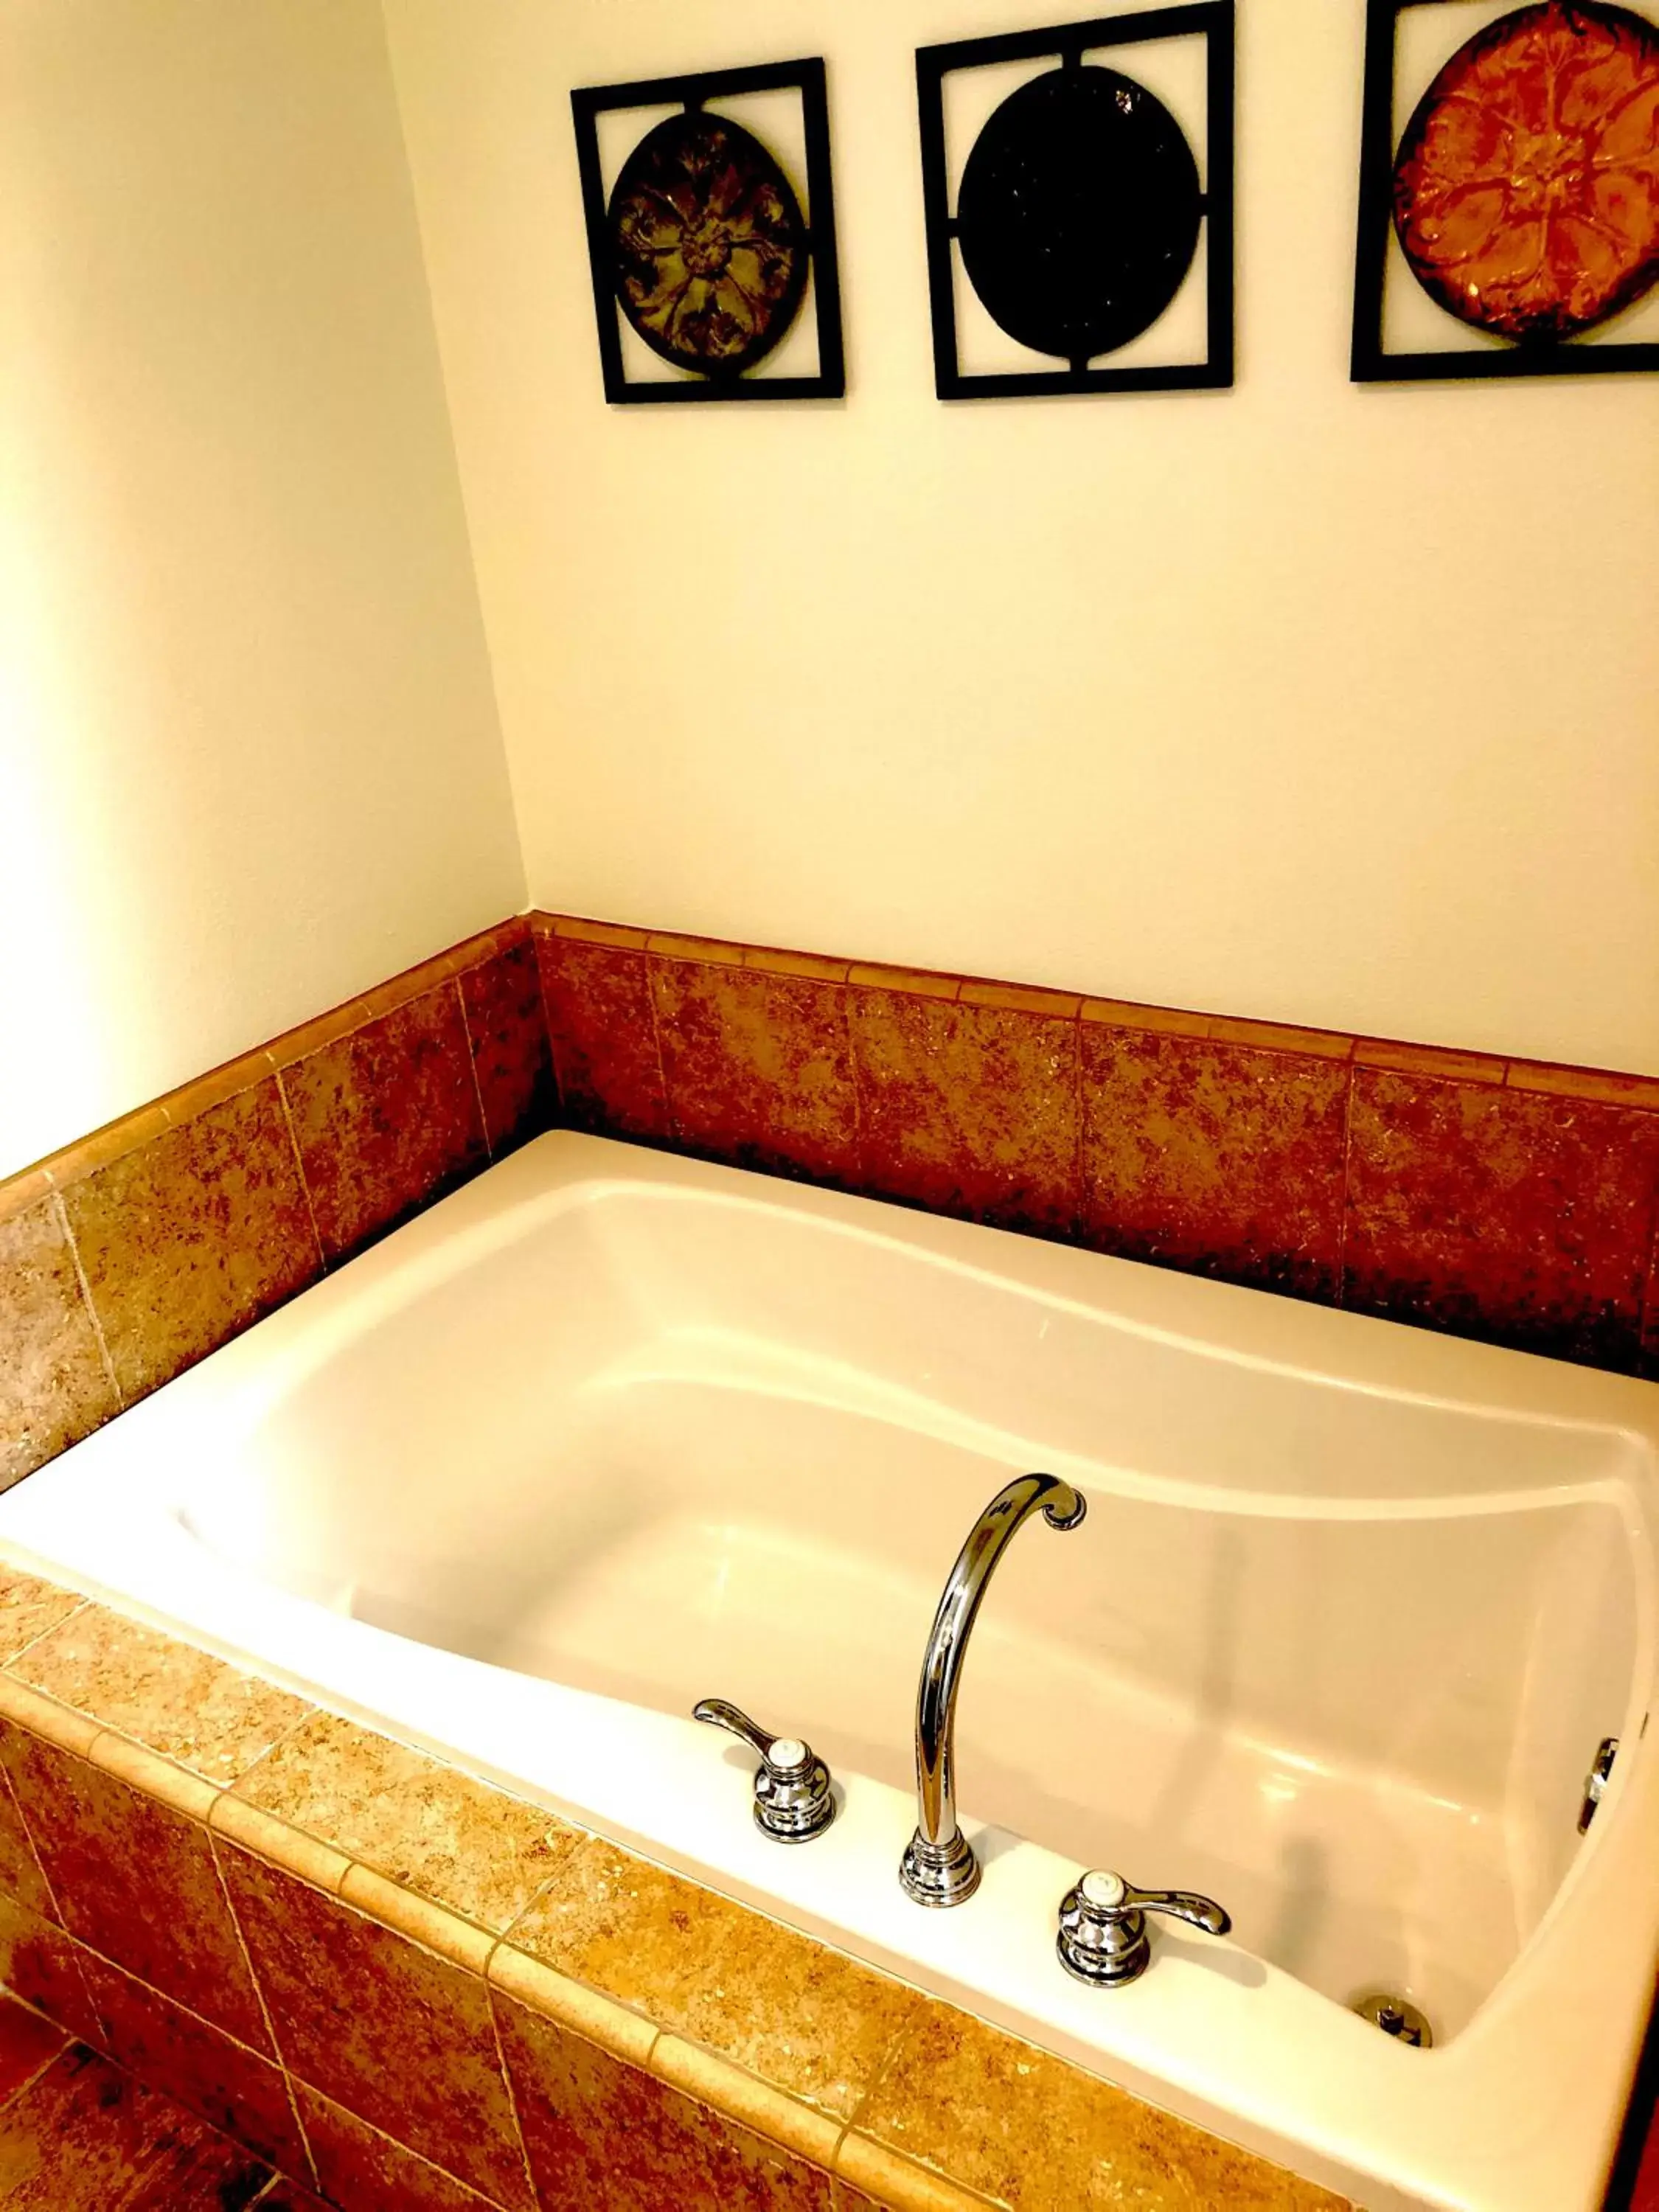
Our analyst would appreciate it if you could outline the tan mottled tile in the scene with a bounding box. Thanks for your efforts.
[0,1570,83,1665]
[536,936,669,1138]
[295,2082,509,2212]
[850,989,1079,1237]
[281,984,488,1265]
[217,1843,532,2209]
[505,1835,925,2121]
[235,1711,575,1934]
[74,1947,308,2175]
[0,1200,119,1489]
[13,1607,309,1787]
[0,2042,271,2208]
[1080,1023,1350,1301]
[60,1079,321,1405]
[1345,1071,1659,1369]
[495,1987,837,2212]
[650,959,860,1186]
[0,1725,268,2048]
[858,2003,1348,2211]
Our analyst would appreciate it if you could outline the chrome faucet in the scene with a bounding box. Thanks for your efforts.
[900,1472,1086,1907]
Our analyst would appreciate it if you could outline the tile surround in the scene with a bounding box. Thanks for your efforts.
[532,911,1659,1377]
[0,909,1654,2196]
[0,2042,271,2209]
[280,982,489,1264]
[650,955,863,1187]
[3,908,1657,1517]
[0,1203,118,1491]
[0,1565,1353,2211]
[1079,1022,1351,1299]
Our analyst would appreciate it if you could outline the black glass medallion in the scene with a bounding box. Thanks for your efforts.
[956,66,1203,364]
[916,5,1234,400]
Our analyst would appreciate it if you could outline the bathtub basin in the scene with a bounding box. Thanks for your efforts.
[1,1131,1655,2209]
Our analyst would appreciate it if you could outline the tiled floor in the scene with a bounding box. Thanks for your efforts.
[0,1990,316,2210]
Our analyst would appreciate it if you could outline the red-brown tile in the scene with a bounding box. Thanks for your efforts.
[459,944,556,1160]
[281,986,488,1264]
[217,1844,531,2209]
[0,1893,100,2041]
[494,1989,835,2212]
[0,1765,52,1917]
[535,936,669,1140]
[60,1081,321,1405]
[0,1728,268,2048]
[74,1948,307,2175]
[252,2184,330,2212]
[1344,1071,1659,1368]
[849,990,1078,1237]
[1080,1025,1350,1299]
[295,2083,508,2212]
[650,959,859,1186]
[0,1198,119,1487]
[0,2042,271,2209]
[0,1993,65,2107]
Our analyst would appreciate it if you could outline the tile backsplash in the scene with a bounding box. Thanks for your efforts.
[535,914,1659,1377]
[2,908,1655,1499]
[0,921,552,1491]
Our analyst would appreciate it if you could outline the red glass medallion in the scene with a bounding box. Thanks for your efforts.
[1392,0,1659,342]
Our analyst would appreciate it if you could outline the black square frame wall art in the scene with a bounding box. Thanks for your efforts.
[1352,0,1659,382]
[571,59,844,404]
[916,5,1234,400]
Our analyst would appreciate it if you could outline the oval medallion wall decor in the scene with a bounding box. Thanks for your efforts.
[956,64,1204,362]
[570,60,844,403]
[1391,0,1659,343]
[608,111,810,376]
[915,6,1235,399]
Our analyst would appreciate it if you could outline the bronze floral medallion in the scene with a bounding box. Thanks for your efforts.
[1391,0,1659,343]
[607,111,810,377]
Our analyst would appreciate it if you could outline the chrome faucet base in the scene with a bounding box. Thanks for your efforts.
[751,1769,835,1843]
[1056,1869,1231,1987]
[900,1825,981,1907]
[693,1698,837,1843]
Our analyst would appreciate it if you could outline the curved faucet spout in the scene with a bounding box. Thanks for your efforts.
[900,1473,1086,1908]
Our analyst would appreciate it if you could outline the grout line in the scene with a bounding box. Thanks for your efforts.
[206,1826,319,2197]
[0,2041,69,2118]
[529,931,564,1130]
[1632,1174,1659,1376]
[841,975,866,1192]
[1334,1058,1357,1308]
[453,973,496,1165]
[486,1983,544,2212]
[641,950,678,1142]
[52,1190,124,1414]
[274,1071,328,1281]
[220,1700,321,1798]
[0,1596,91,1674]
[1070,1004,1087,1246]
[0,1756,72,1934]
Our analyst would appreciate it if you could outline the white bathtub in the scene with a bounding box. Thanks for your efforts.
[2,1132,1656,2210]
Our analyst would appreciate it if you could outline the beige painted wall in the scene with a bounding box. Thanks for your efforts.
[385,0,1659,1074]
[0,0,524,1179]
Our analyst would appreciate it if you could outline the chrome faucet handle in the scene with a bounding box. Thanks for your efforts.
[1057,1868,1231,1986]
[692,1699,835,1843]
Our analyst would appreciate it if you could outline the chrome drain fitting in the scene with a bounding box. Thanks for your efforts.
[1352,1992,1433,2048]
